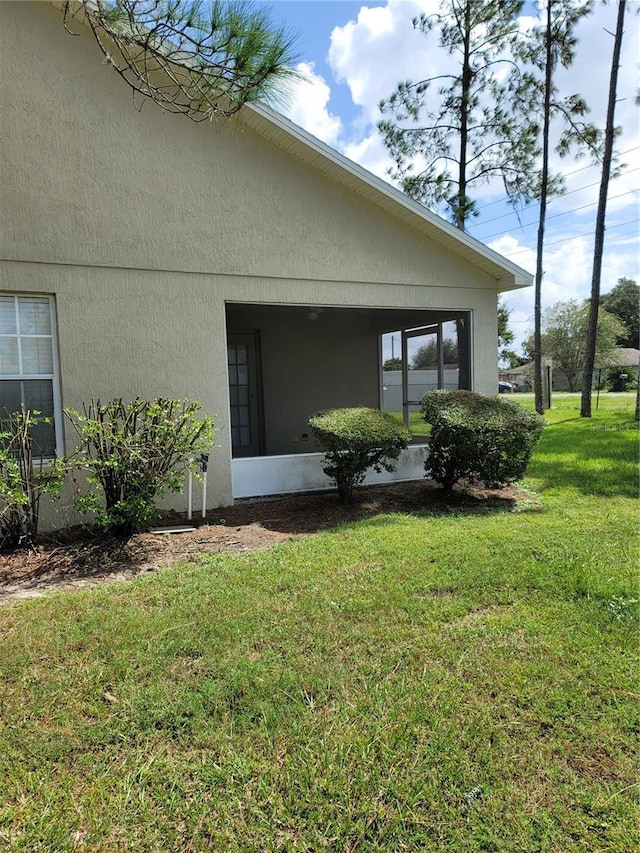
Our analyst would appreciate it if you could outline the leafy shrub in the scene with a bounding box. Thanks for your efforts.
[309,407,411,504]
[420,390,545,493]
[66,398,215,535]
[0,408,64,551]
[605,366,637,392]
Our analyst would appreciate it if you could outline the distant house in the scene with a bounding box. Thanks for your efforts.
[613,348,640,377]
[0,1,532,523]
[502,365,534,393]
[504,348,639,393]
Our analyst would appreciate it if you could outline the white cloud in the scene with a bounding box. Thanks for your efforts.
[491,227,639,352]
[327,1,639,192]
[282,61,343,146]
[488,236,536,349]
[328,0,442,123]
[342,131,393,181]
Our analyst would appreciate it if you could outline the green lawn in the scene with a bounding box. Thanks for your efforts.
[1,395,638,851]
[387,408,430,435]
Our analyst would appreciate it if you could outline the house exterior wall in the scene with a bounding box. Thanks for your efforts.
[2,2,499,294]
[1,1,503,518]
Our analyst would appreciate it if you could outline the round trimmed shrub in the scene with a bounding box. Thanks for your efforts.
[309,407,412,503]
[420,390,545,493]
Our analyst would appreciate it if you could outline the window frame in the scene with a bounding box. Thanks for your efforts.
[0,292,63,458]
[379,312,473,440]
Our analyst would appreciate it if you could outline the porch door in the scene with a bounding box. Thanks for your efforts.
[401,325,441,435]
[227,332,264,458]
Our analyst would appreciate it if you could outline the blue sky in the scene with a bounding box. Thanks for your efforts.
[259,0,639,352]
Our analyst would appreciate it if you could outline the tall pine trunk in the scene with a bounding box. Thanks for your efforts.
[456,3,473,231]
[580,0,626,417]
[534,0,554,415]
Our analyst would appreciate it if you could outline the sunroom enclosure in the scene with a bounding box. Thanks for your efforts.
[226,303,471,498]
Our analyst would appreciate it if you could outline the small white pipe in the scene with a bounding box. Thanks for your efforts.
[202,471,207,518]
[187,469,192,521]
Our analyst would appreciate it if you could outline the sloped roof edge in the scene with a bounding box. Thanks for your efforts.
[243,103,533,291]
[49,0,531,290]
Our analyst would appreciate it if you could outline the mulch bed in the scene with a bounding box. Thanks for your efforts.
[0,480,521,604]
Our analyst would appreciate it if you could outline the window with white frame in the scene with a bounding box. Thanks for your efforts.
[0,294,61,457]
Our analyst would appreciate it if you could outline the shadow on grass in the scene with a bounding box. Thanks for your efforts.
[527,421,638,498]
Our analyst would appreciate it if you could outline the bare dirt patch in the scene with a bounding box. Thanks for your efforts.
[0,480,524,604]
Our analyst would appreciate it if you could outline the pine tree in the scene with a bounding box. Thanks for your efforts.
[518,0,601,413]
[581,1,628,417]
[63,0,300,122]
[378,0,540,231]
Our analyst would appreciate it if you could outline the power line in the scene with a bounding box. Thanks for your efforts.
[503,218,640,256]
[466,146,640,214]
[478,189,638,241]
[468,170,640,229]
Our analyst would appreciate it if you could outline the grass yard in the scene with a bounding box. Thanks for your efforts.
[1,396,638,852]
[387,408,430,435]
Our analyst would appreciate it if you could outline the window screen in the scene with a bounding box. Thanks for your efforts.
[0,294,60,457]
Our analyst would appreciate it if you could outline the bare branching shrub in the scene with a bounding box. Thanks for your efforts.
[0,409,64,551]
[66,398,215,535]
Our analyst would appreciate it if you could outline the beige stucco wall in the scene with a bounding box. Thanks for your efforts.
[1,1,498,291]
[1,1,503,520]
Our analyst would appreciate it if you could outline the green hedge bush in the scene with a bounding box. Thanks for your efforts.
[309,407,411,503]
[421,390,545,493]
[605,366,637,392]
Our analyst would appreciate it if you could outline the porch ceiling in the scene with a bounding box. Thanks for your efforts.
[226,303,466,334]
